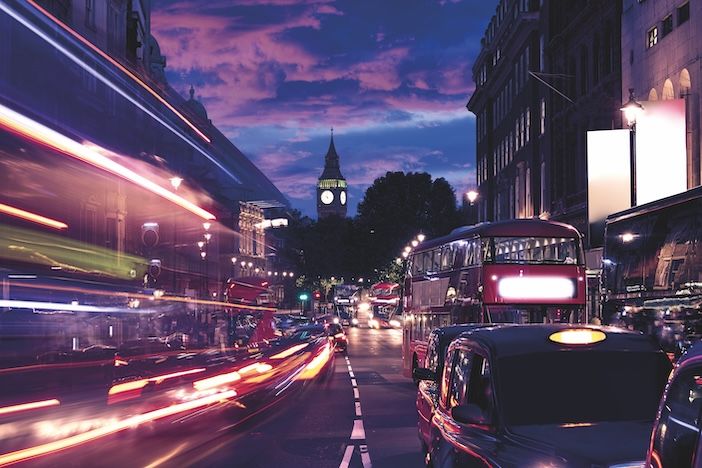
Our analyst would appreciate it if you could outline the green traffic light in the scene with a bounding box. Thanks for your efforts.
[299,293,309,301]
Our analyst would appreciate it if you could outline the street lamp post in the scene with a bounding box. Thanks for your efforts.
[620,88,644,207]
[466,190,479,224]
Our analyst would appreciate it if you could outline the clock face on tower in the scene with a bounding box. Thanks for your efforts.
[321,190,334,205]
[340,191,346,205]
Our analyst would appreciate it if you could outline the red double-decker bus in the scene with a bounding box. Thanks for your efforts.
[401,219,586,378]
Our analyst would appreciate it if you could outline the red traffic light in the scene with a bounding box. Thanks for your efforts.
[313,291,321,300]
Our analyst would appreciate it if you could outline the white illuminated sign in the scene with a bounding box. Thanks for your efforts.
[497,276,575,300]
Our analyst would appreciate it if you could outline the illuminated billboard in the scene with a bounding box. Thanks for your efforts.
[587,129,631,247]
[635,99,687,205]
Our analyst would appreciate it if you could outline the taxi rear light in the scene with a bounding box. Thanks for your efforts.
[114,358,128,367]
[549,329,606,345]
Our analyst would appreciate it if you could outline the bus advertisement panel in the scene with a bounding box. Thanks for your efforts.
[402,219,586,378]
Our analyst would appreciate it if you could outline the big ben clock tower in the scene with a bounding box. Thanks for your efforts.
[317,129,348,219]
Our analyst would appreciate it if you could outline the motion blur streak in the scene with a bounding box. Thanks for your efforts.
[0,203,67,230]
[0,390,236,466]
[270,343,309,359]
[8,281,276,312]
[193,371,242,391]
[0,103,216,221]
[297,344,332,380]
[143,443,187,468]
[0,1,246,186]
[25,0,211,143]
[0,399,60,417]
[0,300,122,313]
[107,368,207,396]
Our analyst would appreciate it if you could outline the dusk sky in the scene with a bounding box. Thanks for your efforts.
[151,0,498,218]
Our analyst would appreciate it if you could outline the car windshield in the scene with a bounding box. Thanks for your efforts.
[498,351,671,426]
[327,324,343,334]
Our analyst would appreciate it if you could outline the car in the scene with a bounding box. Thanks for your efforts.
[420,324,672,467]
[647,341,702,467]
[414,324,492,459]
[326,323,347,352]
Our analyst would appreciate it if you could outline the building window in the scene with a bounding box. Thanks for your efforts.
[678,2,690,25]
[85,0,96,29]
[539,99,546,135]
[662,15,673,37]
[647,27,658,48]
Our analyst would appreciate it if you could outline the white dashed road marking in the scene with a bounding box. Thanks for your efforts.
[350,378,357,387]
[353,388,359,399]
[355,401,362,416]
[350,420,366,440]
[360,445,372,468]
[338,445,354,468]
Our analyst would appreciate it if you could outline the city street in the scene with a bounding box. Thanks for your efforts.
[165,327,423,468]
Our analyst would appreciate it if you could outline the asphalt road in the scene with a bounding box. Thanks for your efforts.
[184,327,424,468]
[6,327,422,468]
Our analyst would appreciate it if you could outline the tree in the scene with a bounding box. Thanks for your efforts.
[354,171,463,278]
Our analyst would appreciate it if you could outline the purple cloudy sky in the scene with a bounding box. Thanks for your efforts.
[151,0,497,217]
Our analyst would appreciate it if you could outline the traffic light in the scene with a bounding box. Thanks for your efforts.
[298,293,309,301]
[313,291,321,300]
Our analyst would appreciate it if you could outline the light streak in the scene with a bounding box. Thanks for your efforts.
[270,343,309,360]
[107,367,207,396]
[0,104,215,220]
[0,2,247,186]
[9,280,277,313]
[0,399,60,417]
[0,299,121,313]
[22,1,210,144]
[297,344,332,380]
[193,371,241,391]
[0,390,236,466]
[0,204,67,230]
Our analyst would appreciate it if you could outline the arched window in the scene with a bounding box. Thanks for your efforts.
[648,88,658,101]
[680,68,691,95]
[662,79,675,100]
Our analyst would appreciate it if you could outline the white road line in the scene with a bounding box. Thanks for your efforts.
[347,365,353,372]
[350,420,366,440]
[351,378,357,387]
[353,388,360,399]
[360,445,372,468]
[349,371,355,378]
[355,401,362,416]
[338,445,355,468]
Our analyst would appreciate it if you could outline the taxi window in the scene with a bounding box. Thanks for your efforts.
[447,349,472,409]
[465,355,494,422]
[651,367,702,466]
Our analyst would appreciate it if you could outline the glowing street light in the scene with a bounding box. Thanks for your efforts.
[231,257,237,264]
[417,234,426,242]
[169,177,183,191]
[203,222,211,231]
[402,251,409,258]
[404,246,412,253]
[466,190,478,205]
[411,240,419,247]
[200,251,207,259]
[204,233,212,241]
[197,241,205,249]
[240,261,246,267]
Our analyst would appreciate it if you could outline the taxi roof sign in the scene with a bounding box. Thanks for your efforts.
[549,329,606,345]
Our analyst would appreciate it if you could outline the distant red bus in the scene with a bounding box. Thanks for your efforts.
[225,277,278,346]
[401,219,586,378]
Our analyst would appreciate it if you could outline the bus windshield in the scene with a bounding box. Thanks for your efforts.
[485,236,582,265]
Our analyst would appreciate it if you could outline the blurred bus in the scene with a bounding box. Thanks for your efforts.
[367,282,401,329]
[602,186,702,356]
[402,219,586,378]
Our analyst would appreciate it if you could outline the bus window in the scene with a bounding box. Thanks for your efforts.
[441,244,455,270]
[431,249,441,271]
[489,237,581,265]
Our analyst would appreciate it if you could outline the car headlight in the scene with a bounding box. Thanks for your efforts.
[333,317,339,324]
[352,318,359,325]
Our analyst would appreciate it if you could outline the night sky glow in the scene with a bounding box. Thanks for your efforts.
[152,0,498,217]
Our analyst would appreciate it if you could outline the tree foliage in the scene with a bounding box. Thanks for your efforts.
[280,171,464,287]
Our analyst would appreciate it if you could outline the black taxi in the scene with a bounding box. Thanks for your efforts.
[423,324,672,467]
[647,341,702,467]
